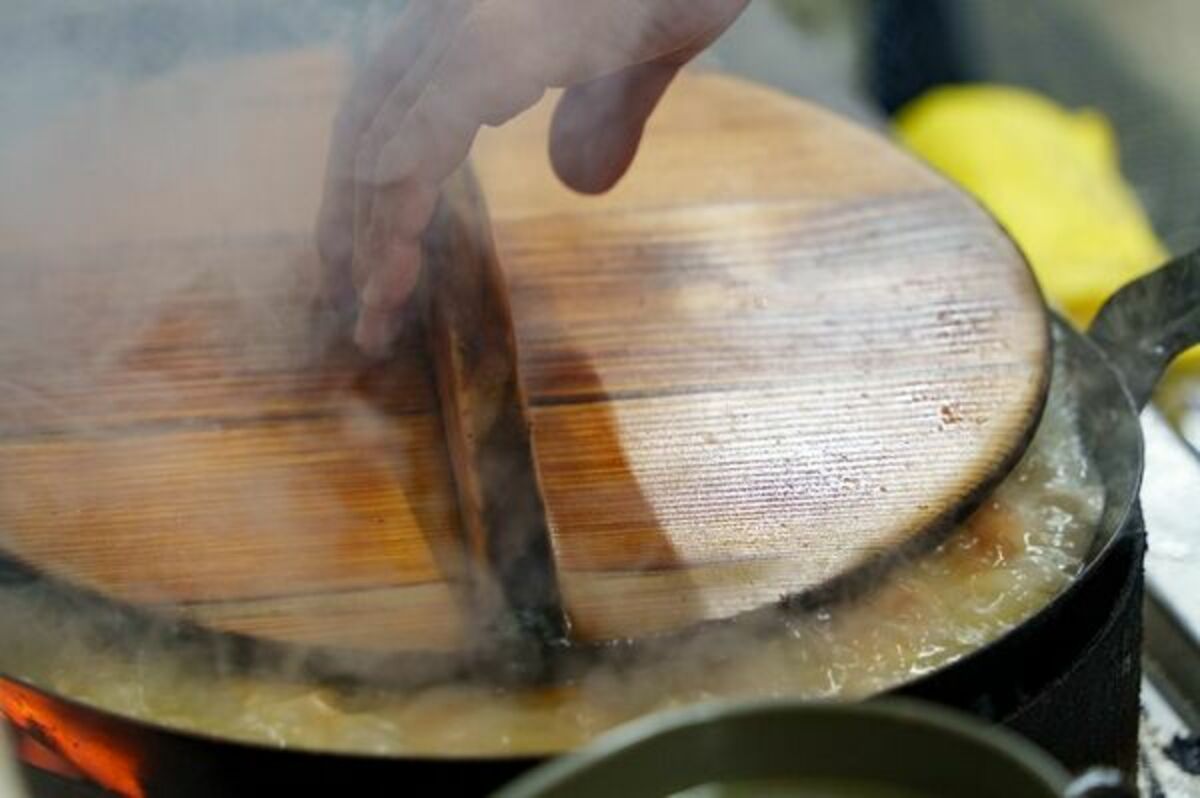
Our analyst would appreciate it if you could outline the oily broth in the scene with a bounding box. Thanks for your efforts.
[0,362,1102,756]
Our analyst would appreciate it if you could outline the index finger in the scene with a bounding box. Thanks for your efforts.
[316,0,459,298]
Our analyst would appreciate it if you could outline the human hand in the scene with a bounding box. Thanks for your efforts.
[315,0,748,354]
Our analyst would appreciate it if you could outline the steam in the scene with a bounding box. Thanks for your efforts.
[0,354,1104,756]
[0,1,398,675]
[0,0,1107,764]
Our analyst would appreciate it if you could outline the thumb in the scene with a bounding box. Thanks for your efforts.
[548,59,684,195]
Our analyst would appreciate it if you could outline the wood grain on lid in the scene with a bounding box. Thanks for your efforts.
[0,48,1048,653]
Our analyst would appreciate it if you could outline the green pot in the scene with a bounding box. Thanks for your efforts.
[492,699,1130,798]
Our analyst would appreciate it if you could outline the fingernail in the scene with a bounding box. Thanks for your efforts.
[354,311,394,357]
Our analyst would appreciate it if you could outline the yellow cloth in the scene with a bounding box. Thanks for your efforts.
[895,84,1196,370]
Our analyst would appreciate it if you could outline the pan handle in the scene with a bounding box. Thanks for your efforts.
[1088,248,1200,411]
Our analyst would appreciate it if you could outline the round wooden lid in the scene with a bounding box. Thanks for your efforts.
[0,48,1048,655]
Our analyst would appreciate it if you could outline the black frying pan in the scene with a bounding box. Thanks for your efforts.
[1,250,1196,798]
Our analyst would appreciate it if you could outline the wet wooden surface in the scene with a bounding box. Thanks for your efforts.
[0,48,1048,653]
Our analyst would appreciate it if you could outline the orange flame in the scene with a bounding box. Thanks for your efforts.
[0,679,145,798]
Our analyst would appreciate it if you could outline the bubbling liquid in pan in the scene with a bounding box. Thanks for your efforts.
[0,361,1102,756]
